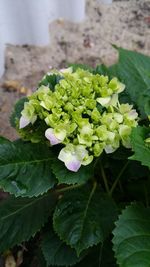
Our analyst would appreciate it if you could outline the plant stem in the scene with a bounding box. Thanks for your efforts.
[55,183,83,194]
[110,161,129,196]
[100,162,110,195]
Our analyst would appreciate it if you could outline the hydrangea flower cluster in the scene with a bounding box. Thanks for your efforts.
[19,68,138,172]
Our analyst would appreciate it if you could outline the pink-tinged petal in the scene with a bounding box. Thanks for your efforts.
[128,110,138,120]
[45,128,61,145]
[19,116,30,129]
[65,159,81,172]
[58,147,81,172]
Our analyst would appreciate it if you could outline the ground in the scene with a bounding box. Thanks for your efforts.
[1,0,150,140]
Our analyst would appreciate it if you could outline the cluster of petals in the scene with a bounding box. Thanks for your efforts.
[19,68,138,172]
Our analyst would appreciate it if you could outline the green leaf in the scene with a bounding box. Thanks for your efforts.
[37,249,48,267]
[140,89,150,116]
[38,74,62,91]
[53,184,117,255]
[74,241,117,267]
[109,48,150,115]
[0,193,57,252]
[94,64,110,76]
[0,136,10,144]
[10,97,28,128]
[130,126,150,168]
[52,160,94,185]
[126,178,150,202]
[144,99,150,116]
[113,203,150,267]
[108,146,132,160]
[41,228,84,266]
[0,139,57,197]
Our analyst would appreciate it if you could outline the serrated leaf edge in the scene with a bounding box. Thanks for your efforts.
[0,194,55,252]
[52,183,102,256]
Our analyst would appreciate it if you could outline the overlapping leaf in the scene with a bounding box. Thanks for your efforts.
[53,184,117,255]
[130,126,150,168]
[0,138,57,197]
[38,74,62,91]
[41,228,84,266]
[74,241,117,267]
[10,97,28,128]
[0,193,56,252]
[52,160,94,185]
[113,203,150,267]
[109,47,150,115]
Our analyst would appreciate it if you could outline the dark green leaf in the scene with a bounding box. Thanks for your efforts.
[144,99,150,116]
[108,146,132,160]
[38,74,62,91]
[140,89,150,116]
[126,178,150,202]
[0,193,57,252]
[52,160,93,185]
[37,249,48,267]
[130,126,150,168]
[113,203,150,267]
[10,97,28,128]
[0,136,10,144]
[94,64,110,76]
[74,241,117,267]
[109,48,150,115]
[41,228,84,266]
[18,119,48,143]
[108,159,148,183]
[96,102,104,113]
[53,184,117,255]
[0,140,57,197]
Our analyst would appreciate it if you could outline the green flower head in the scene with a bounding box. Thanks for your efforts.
[18,68,138,171]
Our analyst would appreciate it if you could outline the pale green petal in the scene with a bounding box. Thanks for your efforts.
[104,145,117,154]
[96,97,111,107]
[54,129,67,142]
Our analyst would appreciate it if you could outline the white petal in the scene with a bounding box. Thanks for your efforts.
[58,148,70,162]
[119,125,131,137]
[104,145,116,154]
[117,82,125,93]
[114,113,123,123]
[96,97,111,107]
[55,130,66,142]
[60,67,73,73]
[19,116,30,129]
[45,128,61,145]
[65,158,81,172]
[128,110,138,120]
[109,94,118,107]
[58,148,81,172]
[76,145,88,160]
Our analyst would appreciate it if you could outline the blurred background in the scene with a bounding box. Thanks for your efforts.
[0,0,150,140]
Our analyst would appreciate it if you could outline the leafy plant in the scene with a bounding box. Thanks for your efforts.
[0,47,150,266]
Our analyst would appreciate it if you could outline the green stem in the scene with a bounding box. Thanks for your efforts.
[94,157,100,168]
[55,183,83,194]
[100,162,110,195]
[110,161,129,196]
